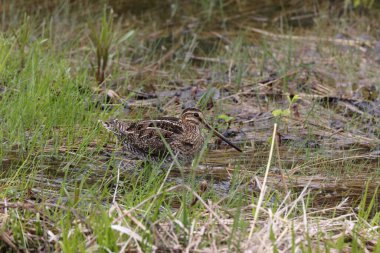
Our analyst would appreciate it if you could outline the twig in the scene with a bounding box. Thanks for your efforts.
[0,232,20,253]
[112,162,121,203]
[249,123,277,239]
[151,43,181,69]
[246,27,374,48]
[115,185,182,223]
[182,185,231,234]
[144,161,174,216]
[275,133,289,194]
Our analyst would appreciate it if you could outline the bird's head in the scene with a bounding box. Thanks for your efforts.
[180,107,242,152]
[180,108,204,125]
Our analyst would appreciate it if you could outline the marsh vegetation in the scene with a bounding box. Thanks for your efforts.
[0,0,379,252]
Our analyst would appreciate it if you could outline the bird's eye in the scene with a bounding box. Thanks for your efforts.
[194,113,199,117]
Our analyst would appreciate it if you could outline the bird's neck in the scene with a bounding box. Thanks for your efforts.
[182,121,201,135]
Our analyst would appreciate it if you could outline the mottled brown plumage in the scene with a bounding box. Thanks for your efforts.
[101,108,242,164]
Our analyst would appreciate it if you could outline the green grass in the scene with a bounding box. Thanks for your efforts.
[0,1,379,252]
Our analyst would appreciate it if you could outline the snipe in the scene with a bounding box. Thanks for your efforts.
[101,108,242,165]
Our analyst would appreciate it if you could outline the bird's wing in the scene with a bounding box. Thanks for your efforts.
[129,119,183,155]
[103,119,184,158]
[138,118,184,134]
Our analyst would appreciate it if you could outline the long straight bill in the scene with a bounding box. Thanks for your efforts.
[204,122,242,152]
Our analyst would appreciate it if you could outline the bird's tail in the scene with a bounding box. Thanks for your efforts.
[99,119,124,137]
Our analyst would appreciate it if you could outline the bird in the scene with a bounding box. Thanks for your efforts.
[101,108,242,165]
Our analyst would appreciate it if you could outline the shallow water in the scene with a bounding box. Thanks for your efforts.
[2,143,378,210]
